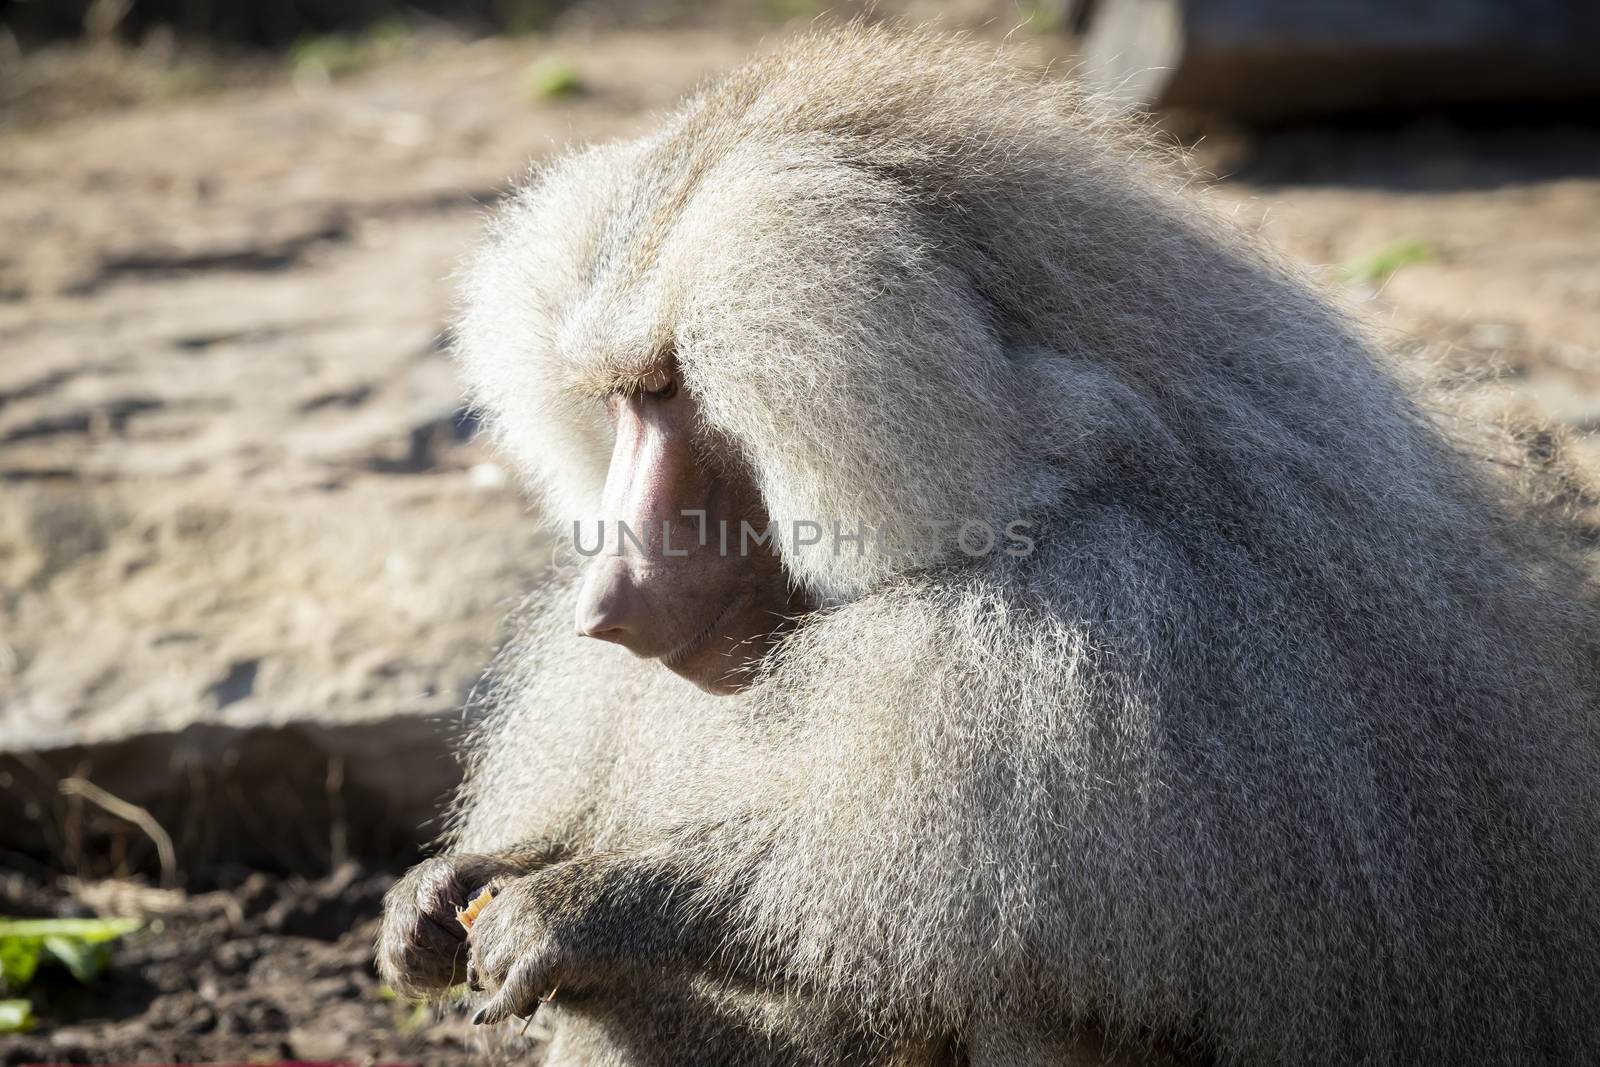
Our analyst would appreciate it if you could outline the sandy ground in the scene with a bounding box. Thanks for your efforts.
[1,30,755,749]
[1,22,1598,1063]
[4,29,1596,753]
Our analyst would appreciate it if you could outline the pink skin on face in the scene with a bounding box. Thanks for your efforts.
[575,364,805,694]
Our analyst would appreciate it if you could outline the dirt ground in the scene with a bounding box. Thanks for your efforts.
[1,864,477,1065]
[2,19,1598,1065]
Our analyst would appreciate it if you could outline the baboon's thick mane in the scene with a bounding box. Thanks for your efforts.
[450,24,1600,1066]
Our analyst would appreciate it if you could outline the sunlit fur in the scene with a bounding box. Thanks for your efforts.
[447,24,1600,1066]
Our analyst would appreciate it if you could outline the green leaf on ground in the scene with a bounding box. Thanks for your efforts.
[524,58,584,101]
[1341,238,1437,284]
[41,935,115,984]
[0,917,142,995]
[0,938,41,993]
[0,999,35,1034]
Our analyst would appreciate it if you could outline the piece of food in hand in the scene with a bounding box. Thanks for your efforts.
[456,887,495,933]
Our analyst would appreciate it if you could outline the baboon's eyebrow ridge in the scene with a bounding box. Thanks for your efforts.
[570,347,675,400]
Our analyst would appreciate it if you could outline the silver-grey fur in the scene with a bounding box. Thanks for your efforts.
[418,24,1600,1067]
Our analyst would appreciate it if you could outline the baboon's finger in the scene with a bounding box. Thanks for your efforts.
[471,950,555,1026]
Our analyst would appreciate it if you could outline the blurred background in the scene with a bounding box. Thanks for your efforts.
[0,0,1597,1061]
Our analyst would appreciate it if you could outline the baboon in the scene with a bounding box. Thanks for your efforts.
[379,25,1600,1067]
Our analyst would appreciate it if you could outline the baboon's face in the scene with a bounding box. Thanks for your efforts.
[574,357,807,694]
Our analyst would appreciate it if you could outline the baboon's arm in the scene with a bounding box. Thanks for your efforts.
[464,838,770,1026]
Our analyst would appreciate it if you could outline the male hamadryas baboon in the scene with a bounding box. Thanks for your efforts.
[379,25,1600,1067]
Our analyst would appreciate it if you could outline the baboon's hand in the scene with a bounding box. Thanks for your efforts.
[377,852,526,998]
[466,853,675,1026]
[464,871,575,1026]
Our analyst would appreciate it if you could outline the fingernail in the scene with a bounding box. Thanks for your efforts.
[471,1006,489,1025]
